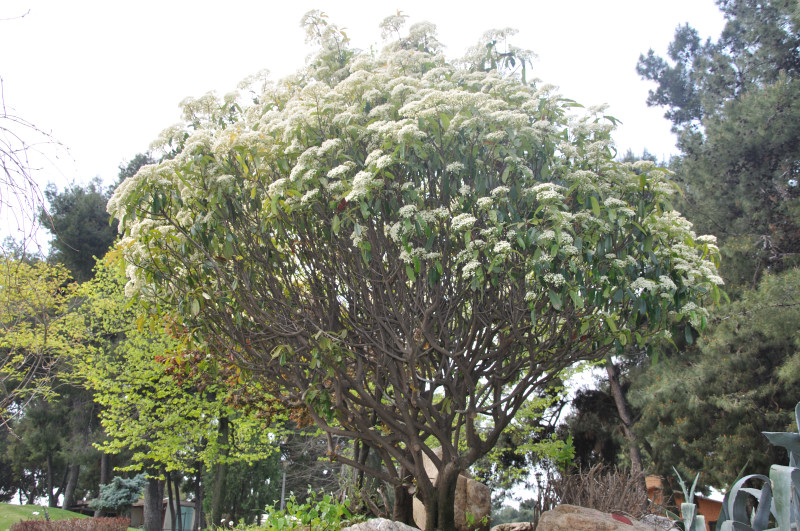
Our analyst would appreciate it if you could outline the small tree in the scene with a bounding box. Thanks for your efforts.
[110,14,722,530]
[90,474,148,516]
[0,259,81,430]
[74,256,279,528]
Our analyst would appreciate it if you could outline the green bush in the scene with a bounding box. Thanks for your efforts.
[89,474,147,515]
[253,489,360,531]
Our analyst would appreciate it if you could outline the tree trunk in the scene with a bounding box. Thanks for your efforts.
[605,355,647,488]
[210,417,230,526]
[143,476,164,531]
[47,454,58,507]
[99,453,111,485]
[423,494,437,531]
[166,474,176,531]
[435,469,459,531]
[95,454,111,517]
[61,463,80,510]
[173,473,182,531]
[194,469,204,531]
[392,466,413,524]
[355,440,367,490]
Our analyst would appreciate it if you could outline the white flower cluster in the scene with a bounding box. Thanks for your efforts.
[463,260,482,278]
[490,186,510,197]
[630,277,658,292]
[399,204,417,218]
[446,162,466,174]
[346,171,379,202]
[105,16,723,330]
[451,213,477,231]
[537,230,556,244]
[603,197,627,208]
[544,273,566,287]
[476,197,494,210]
[493,241,512,254]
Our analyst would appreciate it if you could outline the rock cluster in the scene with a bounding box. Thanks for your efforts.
[535,504,658,531]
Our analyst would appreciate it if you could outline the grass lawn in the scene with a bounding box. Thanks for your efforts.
[0,504,88,531]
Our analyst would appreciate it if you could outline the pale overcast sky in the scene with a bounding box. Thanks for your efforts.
[1,1,725,214]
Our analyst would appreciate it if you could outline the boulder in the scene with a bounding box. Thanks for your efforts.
[341,518,421,531]
[536,505,654,531]
[411,448,491,531]
[490,523,535,531]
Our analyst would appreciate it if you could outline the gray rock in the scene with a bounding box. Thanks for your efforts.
[341,518,422,531]
[490,523,535,531]
[537,505,656,531]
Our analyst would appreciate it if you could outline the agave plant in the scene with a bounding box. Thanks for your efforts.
[671,467,706,531]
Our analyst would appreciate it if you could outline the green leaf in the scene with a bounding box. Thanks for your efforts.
[548,290,562,310]
[590,196,601,217]
[190,298,200,316]
[406,264,416,282]
[643,235,653,253]
[332,214,340,235]
[568,290,584,309]
[501,165,511,183]
[613,288,624,303]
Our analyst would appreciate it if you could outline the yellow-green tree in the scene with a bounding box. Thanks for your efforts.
[0,258,81,429]
[74,255,278,529]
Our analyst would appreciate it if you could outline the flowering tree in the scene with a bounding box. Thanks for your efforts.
[110,13,722,530]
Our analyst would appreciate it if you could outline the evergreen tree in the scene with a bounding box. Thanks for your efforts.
[637,0,800,132]
[625,1,800,492]
[637,0,800,290]
[90,474,147,516]
[630,268,800,489]
[42,179,116,283]
[560,386,625,470]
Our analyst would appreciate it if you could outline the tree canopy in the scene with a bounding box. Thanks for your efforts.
[637,0,800,132]
[636,0,800,289]
[0,259,81,429]
[74,256,275,475]
[42,179,117,283]
[109,13,721,530]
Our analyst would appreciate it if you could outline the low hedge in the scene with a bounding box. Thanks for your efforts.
[10,517,131,531]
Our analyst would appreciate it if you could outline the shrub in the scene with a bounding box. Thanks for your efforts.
[551,464,656,518]
[89,474,147,515]
[254,489,361,531]
[10,517,131,531]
